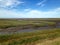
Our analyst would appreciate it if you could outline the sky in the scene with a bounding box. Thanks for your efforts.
[0,0,60,18]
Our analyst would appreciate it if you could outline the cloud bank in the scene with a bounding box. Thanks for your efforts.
[0,8,60,18]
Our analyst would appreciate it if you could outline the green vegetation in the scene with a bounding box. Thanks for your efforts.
[0,28,60,45]
[0,19,60,45]
[0,19,56,29]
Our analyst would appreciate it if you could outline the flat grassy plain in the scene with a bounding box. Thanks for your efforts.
[0,18,60,45]
[0,19,57,29]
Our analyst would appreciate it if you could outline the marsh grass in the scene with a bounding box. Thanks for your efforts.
[0,19,56,29]
[0,28,60,45]
[0,19,60,45]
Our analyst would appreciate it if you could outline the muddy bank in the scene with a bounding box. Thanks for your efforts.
[0,26,54,34]
[0,22,60,34]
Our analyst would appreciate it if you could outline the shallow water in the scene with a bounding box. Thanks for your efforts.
[0,22,60,34]
[0,27,59,35]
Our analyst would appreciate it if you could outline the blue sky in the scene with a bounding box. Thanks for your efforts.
[0,0,60,18]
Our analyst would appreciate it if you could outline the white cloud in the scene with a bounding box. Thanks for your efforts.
[0,8,60,18]
[36,0,47,7]
[0,0,24,8]
[0,9,24,18]
[25,8,60,18]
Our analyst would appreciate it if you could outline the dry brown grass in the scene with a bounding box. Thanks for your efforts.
[36,37,60,45]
